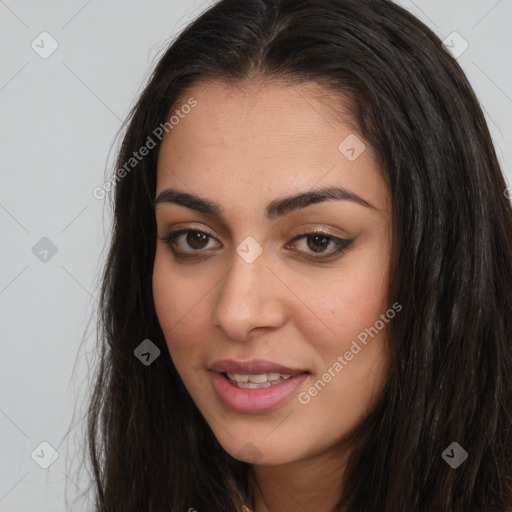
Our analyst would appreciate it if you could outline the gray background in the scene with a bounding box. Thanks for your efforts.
[1,1,511,511]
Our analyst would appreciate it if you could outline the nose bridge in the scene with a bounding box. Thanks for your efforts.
[211,245,284,339]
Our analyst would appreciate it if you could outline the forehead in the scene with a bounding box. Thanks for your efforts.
[156,79,388,213]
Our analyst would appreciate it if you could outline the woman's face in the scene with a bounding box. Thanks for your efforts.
[153,80,392,466]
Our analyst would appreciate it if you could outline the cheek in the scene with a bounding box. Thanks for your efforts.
[152,252,207,367]
[294,247,390,356]
[337,239,390,337]
[293,275,391,441]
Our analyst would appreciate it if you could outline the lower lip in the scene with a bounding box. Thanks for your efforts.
[211,371,309,414]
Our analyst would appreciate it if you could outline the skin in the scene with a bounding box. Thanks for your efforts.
[153,79,392,512]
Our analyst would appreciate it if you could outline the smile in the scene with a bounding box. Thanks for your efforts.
[226,372,293,388]
[211,370,309,414]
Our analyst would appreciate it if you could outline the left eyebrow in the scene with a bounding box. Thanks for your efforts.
[154,185,375,220]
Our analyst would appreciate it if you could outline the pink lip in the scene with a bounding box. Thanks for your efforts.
[208,358,307,375]
[209,359,309,414]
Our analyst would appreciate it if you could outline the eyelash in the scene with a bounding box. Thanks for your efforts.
[158,229,354,261]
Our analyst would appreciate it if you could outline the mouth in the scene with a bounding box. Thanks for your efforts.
[208,359,310,414]
[224,371,294,389]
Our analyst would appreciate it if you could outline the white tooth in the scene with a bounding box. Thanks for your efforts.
[280,374,292,380]
[227,373,249,383]
[237,381,272,389]
[247,373,268,383]
[266,372,281,381]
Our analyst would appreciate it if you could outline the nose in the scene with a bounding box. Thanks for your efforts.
[211,247,287,341]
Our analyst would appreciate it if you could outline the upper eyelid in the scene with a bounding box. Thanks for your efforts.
[162,227,344,241]
[163,228,220,244]
[159,220,349,239]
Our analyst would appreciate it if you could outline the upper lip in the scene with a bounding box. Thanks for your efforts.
[209,359,308,376]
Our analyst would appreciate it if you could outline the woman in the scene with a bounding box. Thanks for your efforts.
[86,0,512,510]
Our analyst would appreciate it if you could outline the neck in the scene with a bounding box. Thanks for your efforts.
[248,444,351,512]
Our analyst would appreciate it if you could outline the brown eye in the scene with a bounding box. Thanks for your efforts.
[306,233,331,253]
[159,229,221,257]
[286,231,354,260]
[186,231,209,250]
